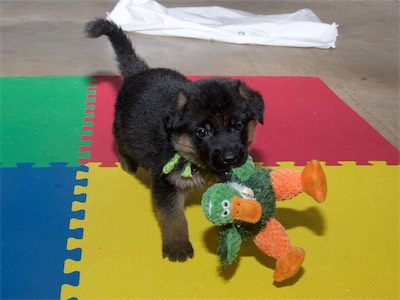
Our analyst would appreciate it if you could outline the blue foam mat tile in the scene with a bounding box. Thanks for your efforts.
[0,163,86,299]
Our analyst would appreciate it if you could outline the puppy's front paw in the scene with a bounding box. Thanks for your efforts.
[162,240,194,262]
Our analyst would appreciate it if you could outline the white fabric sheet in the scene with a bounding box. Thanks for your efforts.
[107,0,338,48]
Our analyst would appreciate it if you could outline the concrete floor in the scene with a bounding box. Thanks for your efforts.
[1,0,399,149]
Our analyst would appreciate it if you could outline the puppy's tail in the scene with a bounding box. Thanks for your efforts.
[84,18,149,78]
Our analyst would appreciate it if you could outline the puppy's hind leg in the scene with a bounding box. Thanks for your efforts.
[118,148,138,174]
[152,176,194,262]
[114,136,138,173]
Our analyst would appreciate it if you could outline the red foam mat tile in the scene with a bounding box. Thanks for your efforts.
[80,76,399,166]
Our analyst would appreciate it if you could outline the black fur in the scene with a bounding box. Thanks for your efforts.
[84,19,265,262]
[85,18,148,78]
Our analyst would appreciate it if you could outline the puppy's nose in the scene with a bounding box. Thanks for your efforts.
[223,151,238,165]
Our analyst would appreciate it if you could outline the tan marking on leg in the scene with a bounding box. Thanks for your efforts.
[157,190,194,261]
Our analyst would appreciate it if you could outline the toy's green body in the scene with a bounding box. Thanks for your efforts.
[201,156,327,282]
[202,156,276,267]
[229,158,275,239]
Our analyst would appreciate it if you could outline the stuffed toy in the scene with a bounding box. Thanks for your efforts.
[201,156,327,282]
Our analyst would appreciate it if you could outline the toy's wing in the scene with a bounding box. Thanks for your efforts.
[230,156,255,181]
[217,226,242,269]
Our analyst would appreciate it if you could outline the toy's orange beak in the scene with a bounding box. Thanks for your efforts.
[231,196,262,224]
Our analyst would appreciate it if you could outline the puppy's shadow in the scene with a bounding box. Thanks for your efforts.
[89,72,123,91]
[133,167,152,187]
[203,207,325,285]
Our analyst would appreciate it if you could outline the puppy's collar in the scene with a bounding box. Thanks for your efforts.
[162,153,192,178]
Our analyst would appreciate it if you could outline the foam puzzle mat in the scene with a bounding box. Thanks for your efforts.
[1,76,399,299]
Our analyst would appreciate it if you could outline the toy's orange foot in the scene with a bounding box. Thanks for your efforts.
[301,160,327,203]
[274,247,305,283]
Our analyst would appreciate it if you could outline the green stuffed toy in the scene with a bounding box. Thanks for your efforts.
[202,156,327,282]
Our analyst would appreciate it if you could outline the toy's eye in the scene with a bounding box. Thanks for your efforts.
[221,210,230,217]
[195,127,208,139]
[221,200,231,217]
[222,200,230,208]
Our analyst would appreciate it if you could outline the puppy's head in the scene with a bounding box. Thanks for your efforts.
[166,78,264,180]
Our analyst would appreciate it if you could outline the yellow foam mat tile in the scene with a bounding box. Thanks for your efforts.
[62,162,399,299]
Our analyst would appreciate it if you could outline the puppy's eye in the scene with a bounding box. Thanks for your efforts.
[195,127,208,139]
[233,121,244,131]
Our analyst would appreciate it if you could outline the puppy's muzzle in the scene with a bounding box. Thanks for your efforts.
[222,151,239,165]
[210,147,247,179]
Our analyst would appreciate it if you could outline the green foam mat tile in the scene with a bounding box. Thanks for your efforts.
[0,76,94,167]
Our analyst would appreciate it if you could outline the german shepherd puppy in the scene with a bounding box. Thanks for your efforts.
[84,19,264,262]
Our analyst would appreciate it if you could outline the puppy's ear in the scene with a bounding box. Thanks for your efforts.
[177,91,189,111]
[238,82,265,124]
[164,110,178,131]
[164,91,188,130]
